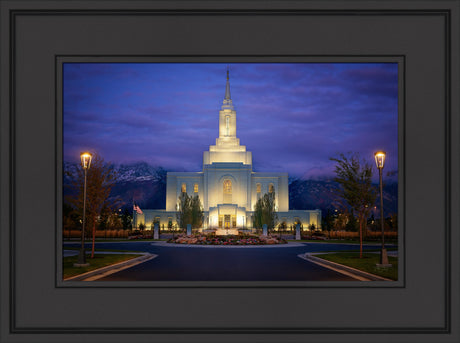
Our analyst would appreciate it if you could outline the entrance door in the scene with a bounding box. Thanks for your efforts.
[224,215,231,229]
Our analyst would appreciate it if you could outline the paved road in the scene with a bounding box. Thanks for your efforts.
[64,241,394,281]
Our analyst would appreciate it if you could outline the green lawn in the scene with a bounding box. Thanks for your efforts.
[64,247,143,253]
[63,238,168,242]
[316,252,398,280]
[63,253,141,279]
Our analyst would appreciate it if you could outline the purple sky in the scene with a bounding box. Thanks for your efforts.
[63,63,398,180]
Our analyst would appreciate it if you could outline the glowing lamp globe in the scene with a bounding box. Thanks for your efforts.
[80,152,92,170]
[374,151,386,169]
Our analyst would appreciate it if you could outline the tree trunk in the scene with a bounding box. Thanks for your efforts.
[359,215,363,259]
[91,222,96,258]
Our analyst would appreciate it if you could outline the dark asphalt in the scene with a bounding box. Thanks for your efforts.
[64,241,394,281]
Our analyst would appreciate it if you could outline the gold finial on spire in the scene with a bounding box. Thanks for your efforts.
[226,65,229,81]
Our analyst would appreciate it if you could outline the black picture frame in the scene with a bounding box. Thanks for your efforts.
[56,55,404,288]
[1,1,458,343]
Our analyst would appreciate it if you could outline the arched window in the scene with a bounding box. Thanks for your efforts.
[181,183,186,193]
[269,183,274,193]
[256,183,261,200]
[223,179,232,203]
[225,116,230,136]
[194,183,199,193]
[224,180,232,193]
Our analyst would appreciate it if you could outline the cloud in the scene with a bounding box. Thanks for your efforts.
[63,63,399,179]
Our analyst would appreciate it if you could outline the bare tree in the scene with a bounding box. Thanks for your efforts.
[66,154,118,257]
[330,153,377,258]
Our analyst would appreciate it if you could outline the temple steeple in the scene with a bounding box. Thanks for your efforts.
[202,68,252,167]
[222,67,233,110]
[225,69,231,100]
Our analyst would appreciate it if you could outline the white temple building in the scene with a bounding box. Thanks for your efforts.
[134,71,321,232]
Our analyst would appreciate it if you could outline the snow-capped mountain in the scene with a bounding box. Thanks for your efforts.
[63,161,398,215]
[116,162,161,182]
[63,161,166,184]
[63,161,167,210]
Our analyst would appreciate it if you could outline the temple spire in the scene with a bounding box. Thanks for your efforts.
[222,67,233,109]
[225,67,231,100]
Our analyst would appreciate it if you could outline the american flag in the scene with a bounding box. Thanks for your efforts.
[133,204,143,215]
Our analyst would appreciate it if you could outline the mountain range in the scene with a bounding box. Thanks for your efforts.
[63,161,398,216]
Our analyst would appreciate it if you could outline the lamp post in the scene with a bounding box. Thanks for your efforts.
[374,151,391,267]
[74,152,92,267]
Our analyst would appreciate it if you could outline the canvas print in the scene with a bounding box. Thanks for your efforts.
[62,63,399,282]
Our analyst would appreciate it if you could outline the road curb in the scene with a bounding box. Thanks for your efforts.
[300,253,392,281]
[151,241,305,248]
[64,253,157,281]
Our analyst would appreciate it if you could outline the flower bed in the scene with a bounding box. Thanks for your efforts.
[167,233,287,245]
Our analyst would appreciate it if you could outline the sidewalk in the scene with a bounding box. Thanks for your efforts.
[63,250,142,257]
[300,252,394,281]
[368,250,398,257]
[63,252,157,281]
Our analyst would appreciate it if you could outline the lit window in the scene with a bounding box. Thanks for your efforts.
[194,183,198,193]
[223,180,232,203]
[181,183,186,193]
[269,183,274,193]
[256,183,261,193]
[223,180,232,193]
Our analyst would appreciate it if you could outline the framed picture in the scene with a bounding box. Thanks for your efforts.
[59,61,401,284]
[1,1,458,342]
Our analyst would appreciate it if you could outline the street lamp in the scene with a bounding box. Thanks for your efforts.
[74,152,92,267]
[374,151,391,267]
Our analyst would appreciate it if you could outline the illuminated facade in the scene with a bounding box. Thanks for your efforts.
[135,71,321,232]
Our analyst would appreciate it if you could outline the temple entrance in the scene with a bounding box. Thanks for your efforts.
[220,215,236,229]
[215,204,239,235]
[224,215,231,229]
